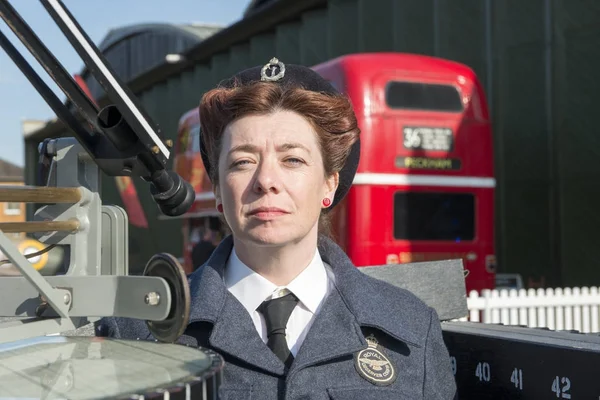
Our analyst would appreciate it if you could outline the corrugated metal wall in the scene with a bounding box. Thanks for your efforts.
[493,0,555,287]
[24,0,600,285]
[552,0,600,287]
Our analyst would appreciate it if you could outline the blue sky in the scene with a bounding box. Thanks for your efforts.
[0,0,248,167]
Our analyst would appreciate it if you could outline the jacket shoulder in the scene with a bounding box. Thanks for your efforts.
[338,268,457,397]
[351,272,457,397]
[344,269,437,347]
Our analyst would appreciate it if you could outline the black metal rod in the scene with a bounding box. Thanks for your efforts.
[0,28,95,149]
[41,0,170,168]
[0,0,101,133]
[0,0,193,216]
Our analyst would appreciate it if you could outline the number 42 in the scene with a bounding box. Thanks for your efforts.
[552,376,571,399]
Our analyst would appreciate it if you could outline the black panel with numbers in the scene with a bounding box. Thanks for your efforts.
[442,321,600,399]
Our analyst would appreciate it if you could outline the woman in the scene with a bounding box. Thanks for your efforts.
[97,57,457,399]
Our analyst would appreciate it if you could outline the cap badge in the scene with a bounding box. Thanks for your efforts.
[261,57,285,82]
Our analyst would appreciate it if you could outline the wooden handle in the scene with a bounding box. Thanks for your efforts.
[0,220,80,233]
[0,186,82,204]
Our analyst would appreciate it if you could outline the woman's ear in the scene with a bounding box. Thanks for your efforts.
[213,185,221,207]
[325,172,339,201]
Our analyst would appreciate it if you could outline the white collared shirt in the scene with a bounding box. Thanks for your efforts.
[224,247,335,356]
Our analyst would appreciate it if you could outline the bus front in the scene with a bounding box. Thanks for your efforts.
[343,54,496,293]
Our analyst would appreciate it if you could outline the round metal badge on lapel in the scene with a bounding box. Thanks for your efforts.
[354,336,397,386]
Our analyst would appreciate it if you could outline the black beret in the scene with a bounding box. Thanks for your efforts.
[199,57,361,211]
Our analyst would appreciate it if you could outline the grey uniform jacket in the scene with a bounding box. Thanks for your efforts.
[96,235,457,400]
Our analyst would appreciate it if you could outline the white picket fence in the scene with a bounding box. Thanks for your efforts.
[465,287,600,333]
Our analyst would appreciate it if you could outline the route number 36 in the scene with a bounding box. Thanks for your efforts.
[551,376,571,398]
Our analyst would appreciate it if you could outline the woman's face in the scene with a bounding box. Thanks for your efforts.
[215,110,338,247]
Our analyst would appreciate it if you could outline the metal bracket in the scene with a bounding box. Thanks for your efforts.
[0,275,171,344]
[101,205,129,275]
[0,232,69,319]
[33,138,102,277]
[0,137,172,343]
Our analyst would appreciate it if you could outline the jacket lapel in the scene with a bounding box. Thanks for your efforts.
[187,236,285,376]
[316,236,426,349]
[291,235,428,373]
[210,293,285,375]
[290,285,366,372]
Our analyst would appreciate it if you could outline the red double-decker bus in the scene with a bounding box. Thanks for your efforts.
[173,52,496,293]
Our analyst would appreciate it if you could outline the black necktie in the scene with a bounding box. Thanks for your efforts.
[257,292,299,368]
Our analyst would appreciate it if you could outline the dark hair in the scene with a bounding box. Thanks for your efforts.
[199,81,360,236]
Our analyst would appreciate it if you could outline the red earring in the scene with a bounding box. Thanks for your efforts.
[322,198,331,207]
[217,204,223,213]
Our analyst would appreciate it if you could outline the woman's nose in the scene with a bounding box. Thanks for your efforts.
[252,161,281,193]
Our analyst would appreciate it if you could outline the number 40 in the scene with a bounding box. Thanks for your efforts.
[475,362,490,382]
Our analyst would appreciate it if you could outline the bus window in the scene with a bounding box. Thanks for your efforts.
[393,192,475,241]
[385,81,463,112]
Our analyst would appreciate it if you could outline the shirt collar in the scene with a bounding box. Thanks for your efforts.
[224,247,329,315]
[286,249,329,314]
[224,248,277,317]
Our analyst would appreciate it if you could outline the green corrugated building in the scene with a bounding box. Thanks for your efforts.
[22,0,600,287]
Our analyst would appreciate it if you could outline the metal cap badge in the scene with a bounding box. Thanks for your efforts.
[260,57,285,82]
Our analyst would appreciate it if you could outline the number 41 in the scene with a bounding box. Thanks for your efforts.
[511,368,523,390]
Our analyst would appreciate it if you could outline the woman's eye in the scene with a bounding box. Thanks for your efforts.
[285,158,304,165]
[232,160,251,167]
